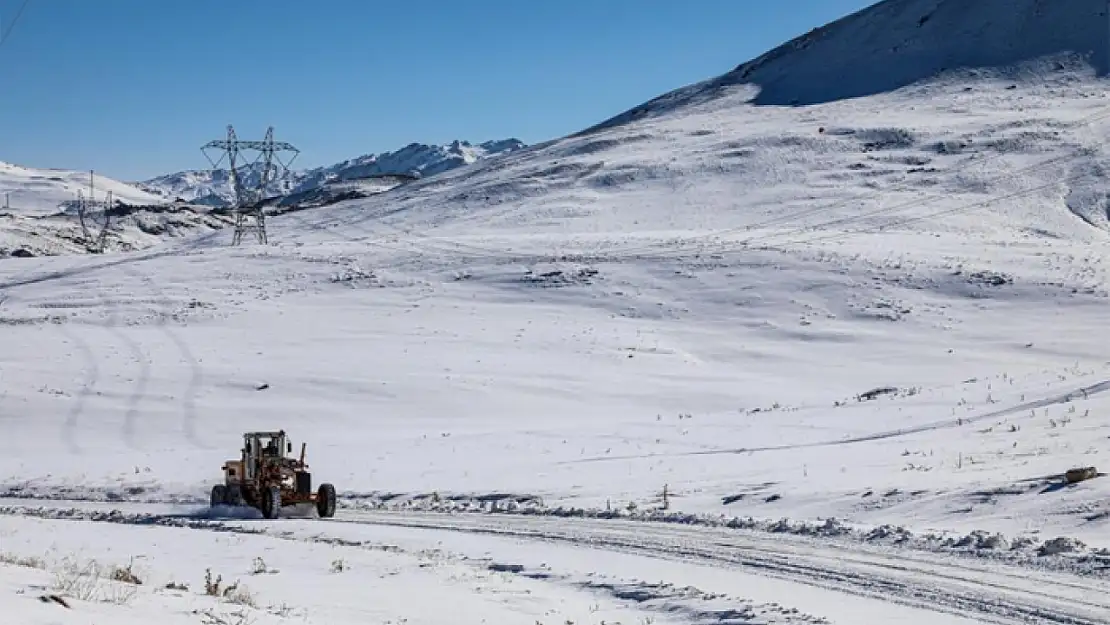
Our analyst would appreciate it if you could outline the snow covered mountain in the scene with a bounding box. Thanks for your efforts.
[585,0,1110,132]
[137,138,526,207]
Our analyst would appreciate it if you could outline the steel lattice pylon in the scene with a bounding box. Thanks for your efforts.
[201,125,299,245]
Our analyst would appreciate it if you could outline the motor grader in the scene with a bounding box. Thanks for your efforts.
[211,430,336,519]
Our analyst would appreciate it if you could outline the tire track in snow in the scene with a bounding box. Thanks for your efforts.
[331,510,1110,625]
[0,235,220,292]
[0,245,209,452]
[0,502,834,625]
[55,320,100,455]
[112,263,209,450]
[6,269,183,453]
[94,275,159,451]
[570,378,1110,463]
[55,276,121,454]
[0,501,1105,625]
[116,323,153,451]
[24,283,142,453]
[0,288,101,455]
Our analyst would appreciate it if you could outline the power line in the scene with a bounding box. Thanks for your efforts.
[0,0,31,52]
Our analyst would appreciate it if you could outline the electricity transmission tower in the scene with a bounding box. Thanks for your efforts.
[201,125,299,245]
[75,170,114,253]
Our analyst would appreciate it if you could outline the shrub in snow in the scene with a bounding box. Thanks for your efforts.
[953,530,1009,551]
[1039,537,1086,556]
[816,518,851,536]
[1064,467,1098,484]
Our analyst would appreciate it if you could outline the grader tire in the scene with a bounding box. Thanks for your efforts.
[316,483,336,518]
[226,484,243,506]
[210,485,228,508]
[261,485,282,519]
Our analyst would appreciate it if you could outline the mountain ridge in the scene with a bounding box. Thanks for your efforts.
[583,0,1110,134]
[137,138,526,207]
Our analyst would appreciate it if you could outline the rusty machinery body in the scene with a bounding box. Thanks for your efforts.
[211,430,336,519]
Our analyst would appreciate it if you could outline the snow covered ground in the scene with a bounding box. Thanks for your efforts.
[9,502,1098,625]
[5,0,1110,622]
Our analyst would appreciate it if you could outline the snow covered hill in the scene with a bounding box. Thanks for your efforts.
[3,0,1110,531]
[585,0,1110,131]
[0,161,166,217]
[0,138,523,256]
[0,162,222,257]
[5,2,1110,623]
[137,138,526,207]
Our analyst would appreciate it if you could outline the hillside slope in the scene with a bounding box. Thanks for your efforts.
[0,162,206,257]
[2,0,1110,563]
[0,137,523,256]
[285,71,1110,248]
[0,161,165,217]
[586,0,1110,132]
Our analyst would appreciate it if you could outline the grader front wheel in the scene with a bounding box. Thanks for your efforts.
[226,484,243,506]
[261,485,282,519]
[316,483,336,518]
[210,484,227,508]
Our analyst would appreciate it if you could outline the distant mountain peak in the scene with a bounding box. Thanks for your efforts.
[138,138,526,207]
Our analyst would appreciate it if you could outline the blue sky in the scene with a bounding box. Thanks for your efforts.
[0,0,874,181]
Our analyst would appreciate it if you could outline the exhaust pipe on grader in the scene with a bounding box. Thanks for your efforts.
[211,430,336,519]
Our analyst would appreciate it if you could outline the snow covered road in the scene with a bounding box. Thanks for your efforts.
[1,499,1107,624]
[333,509,1110,625]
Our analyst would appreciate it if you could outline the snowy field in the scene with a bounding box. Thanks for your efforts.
[5,0,1110,622]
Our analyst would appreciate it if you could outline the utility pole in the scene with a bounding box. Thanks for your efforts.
[201,125,299,245]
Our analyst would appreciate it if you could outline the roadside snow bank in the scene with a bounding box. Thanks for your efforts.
[338,493,1110,575]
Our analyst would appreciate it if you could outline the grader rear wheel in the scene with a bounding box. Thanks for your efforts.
[316,483,336,518]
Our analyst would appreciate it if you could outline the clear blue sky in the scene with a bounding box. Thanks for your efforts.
[0,0,875,181]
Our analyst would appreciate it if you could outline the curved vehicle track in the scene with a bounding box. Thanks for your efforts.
[333,509,1110,625]
[1,499,1107,624]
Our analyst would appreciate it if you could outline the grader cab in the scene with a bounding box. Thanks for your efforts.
[211,430,336,519]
